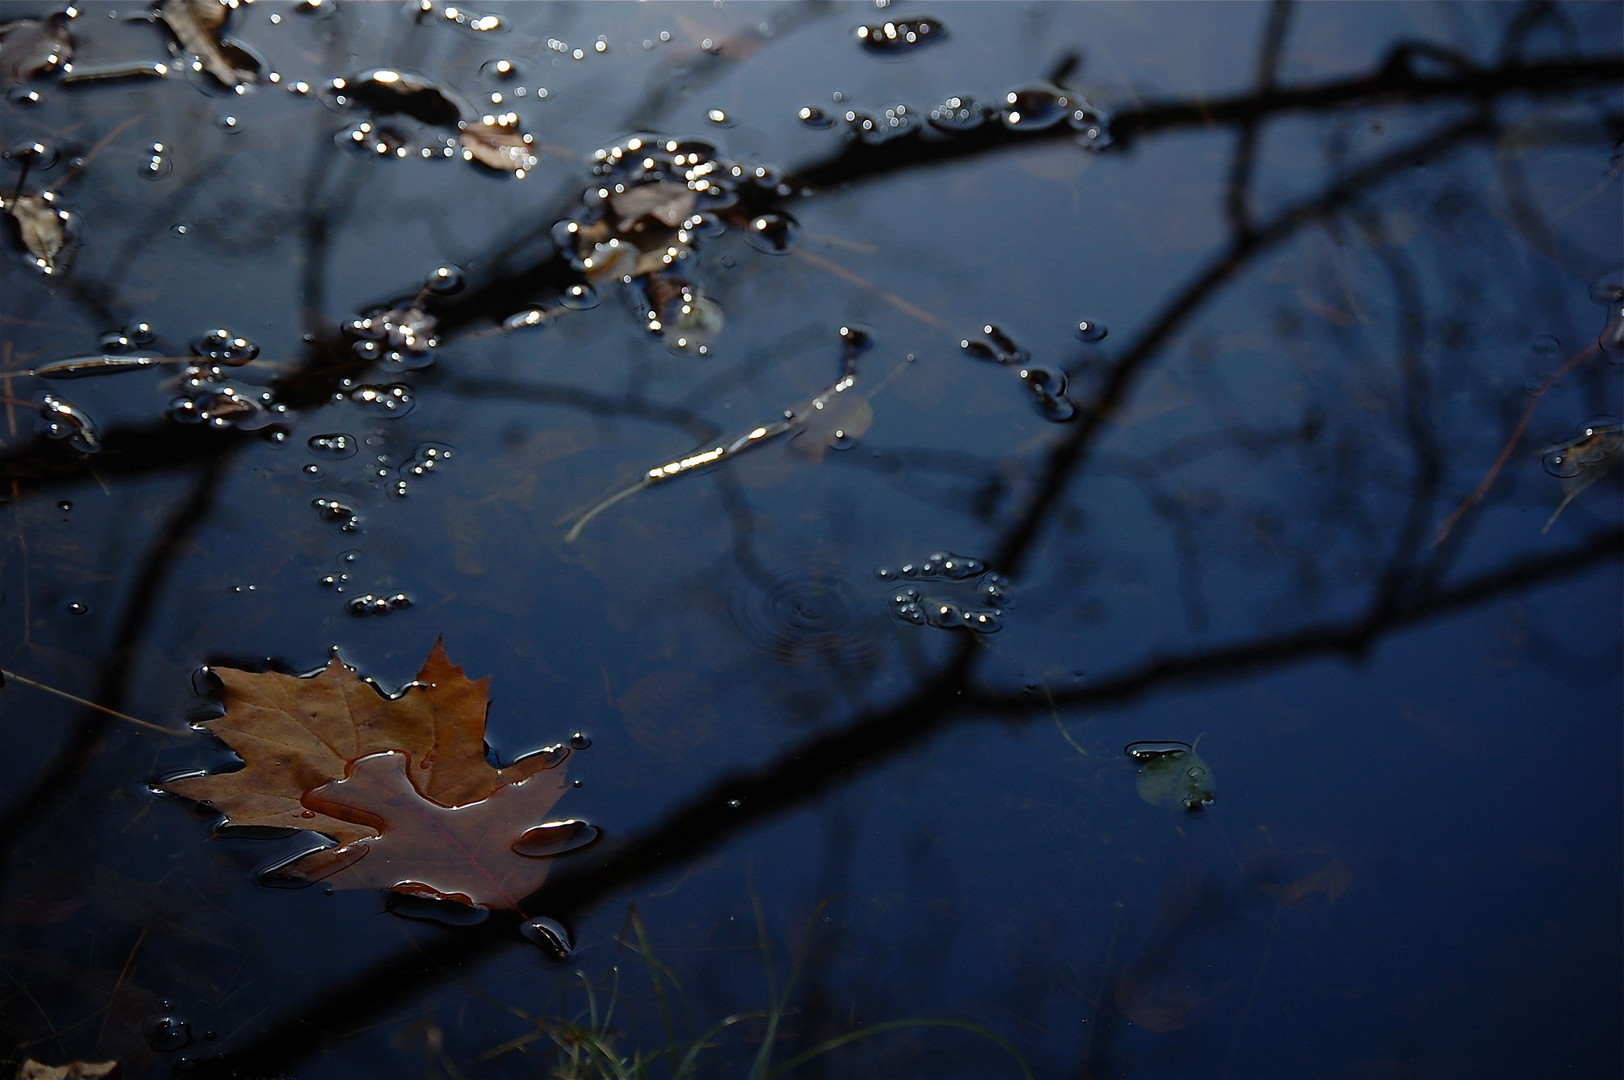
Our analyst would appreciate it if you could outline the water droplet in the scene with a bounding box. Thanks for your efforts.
[190,328,259,364]
[568,731,591,750]
[385,891,490,925]
[1076,319,1108,342]
[745,211,798,253]
[1001,86,1070,130]
[520,915,574,959]
[149,1016,192,1052]
[854,16,945,52]
[797,105,835,128]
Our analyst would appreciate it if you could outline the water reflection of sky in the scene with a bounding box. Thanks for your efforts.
[0,2,1618,1077]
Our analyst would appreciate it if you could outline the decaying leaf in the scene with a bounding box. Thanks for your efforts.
[1125,740,1215,812]
[3,192,73,275]
[159,0,254,89]
[15,1061,119,1080]
[1261,858,1355,907]
[162,642,589,909]
[460,112,538,174]
[608,181,697,231]
[0,13,73,82]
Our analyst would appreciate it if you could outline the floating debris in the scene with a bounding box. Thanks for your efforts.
[2,190,75,275]
[28,353,163,379]
[1125,740,1215,813]
[1539,417,1621,532]
[160,0,257,90]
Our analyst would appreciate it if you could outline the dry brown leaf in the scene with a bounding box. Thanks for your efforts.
[159,0,253,89]
[162,641,572,848]
[15,1061,119,1080]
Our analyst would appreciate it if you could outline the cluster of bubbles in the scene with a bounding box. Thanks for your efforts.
[959,324,1075,423]
[169,329,283,430]
[876,551,1012,634]
[799,81,1110,149]
[1541,417,1621,478]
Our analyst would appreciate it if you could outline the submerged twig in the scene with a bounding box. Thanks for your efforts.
[1431,342,1596,547]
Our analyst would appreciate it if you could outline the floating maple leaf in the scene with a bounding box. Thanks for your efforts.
[162,642,591,911]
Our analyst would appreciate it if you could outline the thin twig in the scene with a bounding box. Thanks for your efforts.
[1431,341,1598,547]
[1,669,180,736]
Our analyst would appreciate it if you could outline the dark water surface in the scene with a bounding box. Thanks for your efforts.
[1,2,1620,1077]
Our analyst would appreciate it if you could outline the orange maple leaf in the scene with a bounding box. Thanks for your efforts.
[162,642,590,910]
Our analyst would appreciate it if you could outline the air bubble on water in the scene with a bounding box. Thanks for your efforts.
[171,223,190,237]
[149,1016,192,1052]
[190,328,259,364]
[854,17,945,52]
[1001,86,1070,130]
[384,891,489,925]
[57,500,71,512]
[1076,319,1108,342]
[745,211,798,253]
[568,731,591,750]
[63,599,89,616]
[706,108,734,127]
[797,105,835,128]
[1125,740,1192,763]
[6,88,43,107]
[216,114,240,133]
